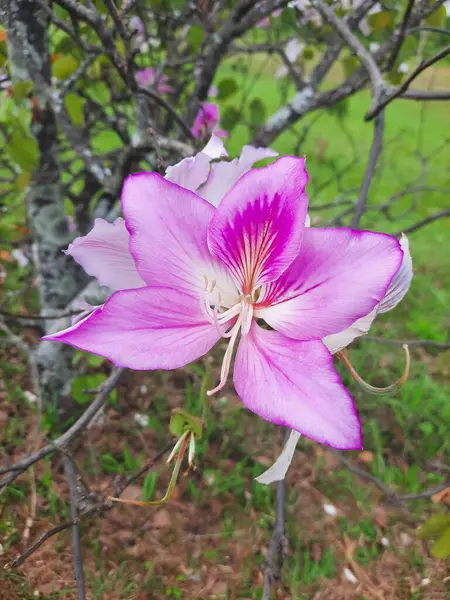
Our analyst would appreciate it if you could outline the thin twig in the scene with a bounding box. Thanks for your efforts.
[363,337,450,350]
[394,209,450,235]
[5,445,170,570]
[386,0,415,71]
[261,431,289,600]
[351,112,385,227]
[63,455,86,600]
[366,44,450,120]
[0,368,126,487]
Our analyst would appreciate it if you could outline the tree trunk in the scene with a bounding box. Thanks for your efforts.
[1,0,89,416]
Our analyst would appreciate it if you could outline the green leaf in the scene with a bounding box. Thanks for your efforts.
[12,81,34,100]
[88,82,111,105]
[249,98,266,127]
[72,374,107,405]
[418,421,433,436]
[303,46,315,60]
[5,129,39,172]
[329,99,349,120]
[64,93,86,127]
[430,527,450,559]
[221,106,240,132]
[342,55,360,79]
[417,514,450,540]
[425,5,446,27]
[169,408,202,439]
[52,54,79,80]
[187,26,205,53]
[368,11,394,32]
[217,78,238,100]
[142,472,158,502]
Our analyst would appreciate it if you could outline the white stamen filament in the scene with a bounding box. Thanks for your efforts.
[207,314,242,396]
[188,432,196,468]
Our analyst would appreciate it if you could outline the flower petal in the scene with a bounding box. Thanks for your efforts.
[64,218,146,291]
[165,152,211,192]
[202,134,228,159]
[207,156,309,292]
[257,227,402,340]
[234,323,362,450]
[322,308,377,354]
[378,234,412,313]
[121,173,237,301]
[256,430,301,484]
[43,287,220,370]
[200,145,279,207]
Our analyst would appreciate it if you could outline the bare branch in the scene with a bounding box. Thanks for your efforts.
[63,455,86,600]
[394,209,450,235]
[311,0,387,113]
[366,44,450,120]
[363,337,450,350]
[386,0,415,71]
[0,368,126,488]
[351,112,385,227]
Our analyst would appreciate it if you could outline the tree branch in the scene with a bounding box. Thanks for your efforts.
[394,209,450,235]
[351,112,385,227]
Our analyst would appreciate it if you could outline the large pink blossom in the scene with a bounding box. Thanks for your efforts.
[191,102,227,140]
[43,149,410,458]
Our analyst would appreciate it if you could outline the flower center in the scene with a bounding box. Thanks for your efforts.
[202,277,255,396]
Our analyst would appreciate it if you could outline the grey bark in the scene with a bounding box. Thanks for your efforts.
[1,0,88,415]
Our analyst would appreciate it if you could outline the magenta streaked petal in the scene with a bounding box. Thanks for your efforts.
[191,102,220,139]
[121,173,237,301]
[207,156,309,292]
[257,227,402,340]
[233,323,362,450]
[42,287,220,370]
[64,218,145,291]
[200,145,278,207]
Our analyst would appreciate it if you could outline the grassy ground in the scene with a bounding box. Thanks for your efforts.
[1,62,449,598]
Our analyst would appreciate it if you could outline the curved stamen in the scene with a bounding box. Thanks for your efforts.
[338,344,410,396]
[207,315,242,396]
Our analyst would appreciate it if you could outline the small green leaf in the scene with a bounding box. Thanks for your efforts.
[64,93,86,127]
[170,408,203,439]
[417,514,450,540]
[368,11,394,32]
[221,106,240,132]
[52,54,79,79]
[142,472,158,502]
[418,422,433,436]
[187,26,205,53]
[425,5,446,27]
[12,81,34,100]
[88,81,111,105]
[249,98,266,127]
[169,412,186,438]
[430,527,450,559]
[217,78,238,100]
[5,129,39,172]
[303,46,315,60]
[342,55,360,79]
[72,373,107,404]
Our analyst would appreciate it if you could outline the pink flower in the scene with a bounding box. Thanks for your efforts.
[135,67,173,94]
[256,8,282,28]
[44,152,409,458]
[191,102,227,140]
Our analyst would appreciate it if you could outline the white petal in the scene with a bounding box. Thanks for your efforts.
[202,134,228,159]
[255,430,301,484]
[200,145,278,207]
[378,235,412,314]
[322,308,377,354]
[165,152,211,192]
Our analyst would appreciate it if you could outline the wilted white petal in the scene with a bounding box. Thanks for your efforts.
[305,213,311,227]
[378,235,412,314]
[343,568,358,584]
[255,430,301,484]
[12,248,30,268]
[134,412,149,427]
[322,308,377,354]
